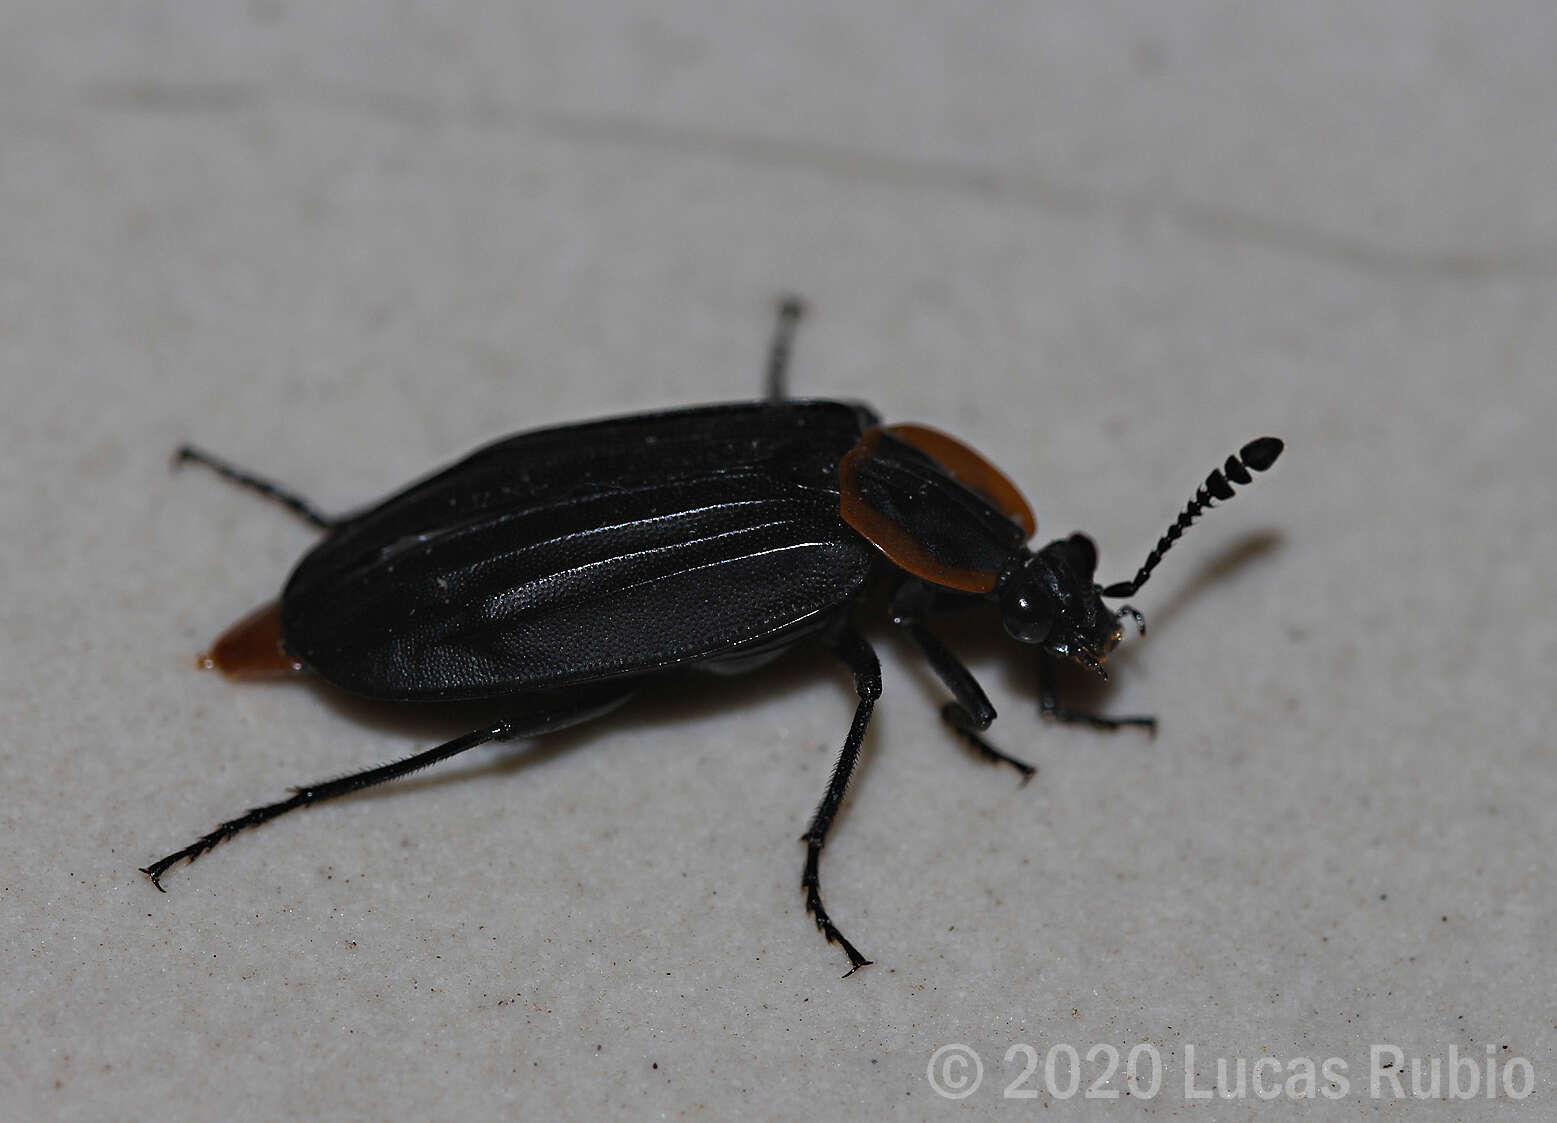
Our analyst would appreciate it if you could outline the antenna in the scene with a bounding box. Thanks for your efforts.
[1101,437,1284,599]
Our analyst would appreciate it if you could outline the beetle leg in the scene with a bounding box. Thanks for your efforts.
[141,683,635,889]
[1037,652,1156,732]
[174,444,338,530]
[763,295,806,402]
[895,618,1038,781]
[800,621,879,976]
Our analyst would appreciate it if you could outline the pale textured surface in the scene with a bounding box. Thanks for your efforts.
[5,3,1556,1119]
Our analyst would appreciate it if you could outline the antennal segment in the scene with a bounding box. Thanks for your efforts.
[1101,437,1283,599]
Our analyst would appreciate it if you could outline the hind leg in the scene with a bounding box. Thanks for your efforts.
[174,445,337,529]
[142,682,637,888]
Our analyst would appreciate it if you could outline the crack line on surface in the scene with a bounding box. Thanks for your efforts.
[81,78,1557,283]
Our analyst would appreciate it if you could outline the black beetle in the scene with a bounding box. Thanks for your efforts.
[145,298,1283,975]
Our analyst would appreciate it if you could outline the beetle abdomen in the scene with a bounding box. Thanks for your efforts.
[282,401,879,699]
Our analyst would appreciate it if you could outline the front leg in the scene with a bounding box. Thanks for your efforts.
[890,588,1036,781]
[1038,652,1157,732]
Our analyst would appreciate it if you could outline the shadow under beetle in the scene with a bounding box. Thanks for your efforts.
[145,299,1283,975]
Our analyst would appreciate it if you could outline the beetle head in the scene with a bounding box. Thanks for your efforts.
[999,533,1122,676]
[998,436,1288,674]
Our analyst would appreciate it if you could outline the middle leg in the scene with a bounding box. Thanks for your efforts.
[800,620,881,976]
[762,295,806,402]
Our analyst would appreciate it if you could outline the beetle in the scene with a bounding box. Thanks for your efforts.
[144,298,1283,975]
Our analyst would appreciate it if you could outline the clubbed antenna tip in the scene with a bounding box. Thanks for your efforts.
[1240,436,1283,473]
[1101,437,1284,599]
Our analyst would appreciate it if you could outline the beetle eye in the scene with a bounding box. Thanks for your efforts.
[1000,582,1055,644]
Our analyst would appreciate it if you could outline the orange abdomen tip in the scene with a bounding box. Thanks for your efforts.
[199,600,304,677]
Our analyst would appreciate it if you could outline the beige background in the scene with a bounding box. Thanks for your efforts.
[5,3,1555,1119]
